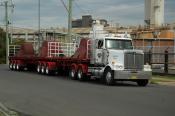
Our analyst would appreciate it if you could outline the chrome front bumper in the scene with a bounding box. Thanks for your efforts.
[114,70,152,80]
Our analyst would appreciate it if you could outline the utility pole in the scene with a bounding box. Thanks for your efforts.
[0,0,14,64]
[68,0,72,43]
[38,0,41,49]
[5,1,9,65]
[174,28,175,63]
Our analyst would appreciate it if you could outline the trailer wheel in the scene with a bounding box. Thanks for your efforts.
[69,68,77,80]
[45,66,54,75]
[137,79,149,87]
[104,68,115,85]
[37,65,41,73]
[18,64,24,71]
[9,63,13,70]
[41,65,45,74]
[16,64,20,71]
[77,68,85,81]
[45,66,50,75]
[13,63,16,70]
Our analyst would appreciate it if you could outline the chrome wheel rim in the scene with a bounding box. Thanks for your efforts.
[41,66,45,74]
[78,70,82,79]
[37,65,40,73]
[46,67,49,75]
[13,64,16,70]
[9,64,12,69]
[71,69,75,78]
[16,64,19,70]
[106,72,112,83]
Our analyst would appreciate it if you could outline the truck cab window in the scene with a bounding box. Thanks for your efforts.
[105,39,133,50]
[98,40,103,49]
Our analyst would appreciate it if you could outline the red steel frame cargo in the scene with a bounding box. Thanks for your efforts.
[9,38,91,77]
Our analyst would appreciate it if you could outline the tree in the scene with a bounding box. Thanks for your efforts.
[0,27,6,64]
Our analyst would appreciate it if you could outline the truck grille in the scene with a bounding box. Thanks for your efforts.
[124,52,144,70]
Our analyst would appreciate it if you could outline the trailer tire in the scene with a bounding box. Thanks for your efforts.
[13,63,16,70]
[16,64,20,71]
[45,66,54,75]
[77,68,85,81]
[45,66,50,75]
[104,68,115,85]
[9,63,13,70]
[69,68,77,80]
[41,65,45,74]
[137,79,148,87]
[37,65,41,73]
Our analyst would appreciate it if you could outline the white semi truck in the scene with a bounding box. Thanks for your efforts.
[85,20,152,86]
[9,20,152,86]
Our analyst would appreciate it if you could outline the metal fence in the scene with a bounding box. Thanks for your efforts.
[135,46,175,74]
[135,46,175,64]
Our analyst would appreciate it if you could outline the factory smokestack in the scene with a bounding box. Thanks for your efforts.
[145,0,164,27]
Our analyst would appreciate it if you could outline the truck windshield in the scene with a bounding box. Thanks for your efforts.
[105,39,133,50]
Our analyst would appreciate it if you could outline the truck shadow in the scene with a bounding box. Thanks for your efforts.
[7,68,152,87]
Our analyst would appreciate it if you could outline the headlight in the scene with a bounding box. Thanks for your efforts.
[111,60,124,70]
[113,64,124,70]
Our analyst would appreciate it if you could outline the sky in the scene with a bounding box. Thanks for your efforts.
[0,0,175,29]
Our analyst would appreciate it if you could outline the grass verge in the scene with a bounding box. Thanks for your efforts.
[151,74,175,85]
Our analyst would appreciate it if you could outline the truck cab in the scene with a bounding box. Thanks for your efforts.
[88,21,152,86]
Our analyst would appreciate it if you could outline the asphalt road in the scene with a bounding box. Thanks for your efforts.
[0,64,175,116]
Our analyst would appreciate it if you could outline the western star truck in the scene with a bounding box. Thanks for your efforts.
[9,20,152,86]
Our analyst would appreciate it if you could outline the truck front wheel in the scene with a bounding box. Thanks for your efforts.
[104,68,115,85]
[137,79,149,86]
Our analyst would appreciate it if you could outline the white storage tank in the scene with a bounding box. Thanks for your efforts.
[145,0,164,27]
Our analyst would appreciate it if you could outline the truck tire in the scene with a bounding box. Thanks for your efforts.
[17,64,24,71]
[13,63,16,70]
[137,79,149,86]
[69,68,77,80]
[37,65,41,73]
[16,64,20,71]
[45,66,55,75]
[77,68,85,81]
[45,66,50,75]
[104,68,115,85]
[41,65,45,74]
[9,63,13,70]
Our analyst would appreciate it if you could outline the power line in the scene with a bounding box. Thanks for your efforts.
[60,0,68,12]
[73,1,87,14]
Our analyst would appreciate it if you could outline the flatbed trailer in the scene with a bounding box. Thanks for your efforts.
[9,56,90,75]
[9,39,92,80]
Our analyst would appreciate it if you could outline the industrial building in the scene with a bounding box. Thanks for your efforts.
[145,0,164,27]
[72,15,108,28]
[131,28,174,49]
